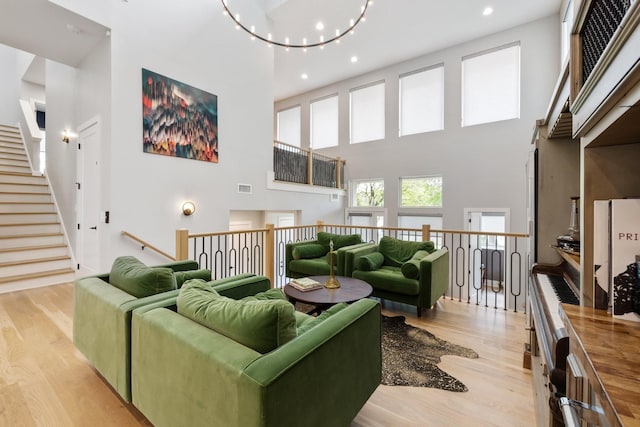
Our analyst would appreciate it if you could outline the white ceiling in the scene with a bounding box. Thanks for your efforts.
[0,0,108,69]
[267,0,564,100]
[0,0,563,101]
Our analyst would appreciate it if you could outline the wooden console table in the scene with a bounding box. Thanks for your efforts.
[560,304,640,426]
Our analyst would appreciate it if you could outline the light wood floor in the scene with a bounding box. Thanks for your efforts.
[0,284,536,426]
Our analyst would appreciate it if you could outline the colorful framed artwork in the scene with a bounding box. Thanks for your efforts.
[142,68,218,163]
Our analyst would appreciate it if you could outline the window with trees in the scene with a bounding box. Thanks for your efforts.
[400,176,443,207]
[276,105,301,146]
[350,179,384,207]
[399,64,444,136]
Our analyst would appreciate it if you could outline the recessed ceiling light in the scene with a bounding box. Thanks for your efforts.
[301,73,309,80]
[316,22,325,31]
[483,7,493,16]
[350,56,358,63]
[65,23,81,34]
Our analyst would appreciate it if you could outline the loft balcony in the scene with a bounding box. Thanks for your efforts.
[273,141,345,189]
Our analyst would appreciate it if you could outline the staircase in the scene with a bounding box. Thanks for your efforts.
[0,124,75,293]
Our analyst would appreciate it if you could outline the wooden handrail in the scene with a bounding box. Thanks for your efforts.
[315,224,529,239]
[121,231,176,261]
[188,228,269,239]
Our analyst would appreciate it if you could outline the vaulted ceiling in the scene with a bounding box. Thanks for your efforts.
[0,0,563,100]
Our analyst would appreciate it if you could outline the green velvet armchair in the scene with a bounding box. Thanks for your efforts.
[285,231,373,278]
[73,256,260,402]
[130,281,382,427]
[346,236,450,317]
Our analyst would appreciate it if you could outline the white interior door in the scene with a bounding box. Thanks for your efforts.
[76,118,101,274]
[345,208,386,243]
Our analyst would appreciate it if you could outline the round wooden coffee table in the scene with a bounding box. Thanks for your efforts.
[284,276,373,314]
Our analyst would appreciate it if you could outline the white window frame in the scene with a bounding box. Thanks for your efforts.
[561,0,574,64]
[399,175,443,208]
[310,94,339,149]
[461,42,521,127]
[399,64,444,136]
[346,207,387,243]
[276,105,301,147]
[349,81,385,144]
[349,178,385,207]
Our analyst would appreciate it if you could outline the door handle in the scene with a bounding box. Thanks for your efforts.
[90,226,97,230]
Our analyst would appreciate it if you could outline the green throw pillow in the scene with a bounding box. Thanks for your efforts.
[357,252,385,271]
[297,303,348,335]
[177,279,297,354]
[109,256,177,298]
[378,236,435,267]
[292,243,326,260]
[174,269,212,288]
[317,232,362,252]
[241,288,287,302]
[400,250,430,279]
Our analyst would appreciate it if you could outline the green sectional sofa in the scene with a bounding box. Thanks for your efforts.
[130,279,382,427]
[347,236,449,316]
[285,231,372,278]
[73,256,250,402]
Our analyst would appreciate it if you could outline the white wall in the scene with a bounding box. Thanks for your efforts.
[275,16,561,235]
[45,60,78,246]
[20,82,45,105]
[74,36,111,266]
[1,1,349,272]
[73,0,343,269]
[0,44,20,125]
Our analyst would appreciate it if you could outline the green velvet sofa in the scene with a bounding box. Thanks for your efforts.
[285,231,372,278]
[73,256,236,402]
[130,279,382,427]
[346,236,450,317]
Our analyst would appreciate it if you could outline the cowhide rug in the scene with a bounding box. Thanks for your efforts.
[381,315,478,392]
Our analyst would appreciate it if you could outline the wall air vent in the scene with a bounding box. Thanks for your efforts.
[238,183,252,194]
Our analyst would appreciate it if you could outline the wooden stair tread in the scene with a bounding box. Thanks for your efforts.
[0,256,71,268]
[0,243,67,253]
[0,268,75,284]
[0,157,29,161]
[0,181,49,185]
[0,171,42,177]
[0,222,59,227]
[0,192,52,197]
[0,212,57,215]
[0,153,27,158]
[0,201,54,205]
[0,232,63,240]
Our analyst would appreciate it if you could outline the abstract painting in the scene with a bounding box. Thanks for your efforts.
[142,68,218,163]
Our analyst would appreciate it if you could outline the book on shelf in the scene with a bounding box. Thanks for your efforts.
[594,198,640,322]
[290,277,323,292]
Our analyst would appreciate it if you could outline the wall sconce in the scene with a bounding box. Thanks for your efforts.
[61,129,77,143]
[182,201,196,216]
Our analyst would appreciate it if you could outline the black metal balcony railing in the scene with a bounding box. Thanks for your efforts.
[273,141,345,189]
[581,0,632,83]
[187,230,267,280]
[176,223,530,313]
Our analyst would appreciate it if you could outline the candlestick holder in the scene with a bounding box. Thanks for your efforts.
[324,240,341,289]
